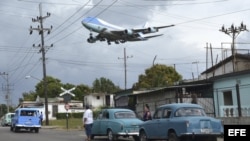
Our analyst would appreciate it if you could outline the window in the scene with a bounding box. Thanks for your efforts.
[96,96,100,100]
[153,109,163,119]
[223,91,233,105]
[52,105,58,117]
[163,109,172,118]
[114,111,136,119]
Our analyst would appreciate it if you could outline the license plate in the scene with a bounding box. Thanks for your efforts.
[201,128,212,134]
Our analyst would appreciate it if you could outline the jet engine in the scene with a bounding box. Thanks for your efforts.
[124,29,134,35]
[87,36,97,43]
[147,27,158,33]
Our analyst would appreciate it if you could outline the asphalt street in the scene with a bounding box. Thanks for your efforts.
[0,126,224,141]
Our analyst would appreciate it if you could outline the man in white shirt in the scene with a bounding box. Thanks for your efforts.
[83,105,93,141]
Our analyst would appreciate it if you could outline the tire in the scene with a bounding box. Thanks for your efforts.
[107,129,117,141]
[35,128,39,133]
[13,126,19,133]
[139,130,149,141]
[90,135,94,140]
[10,126,13,131]
[133,135,140,141]
[168,132,179,141]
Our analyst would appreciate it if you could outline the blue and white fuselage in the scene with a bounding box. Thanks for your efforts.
[81,17,174,45]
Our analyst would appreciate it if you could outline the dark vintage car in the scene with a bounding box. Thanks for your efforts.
[91,108,143,141]
[139,103,224,141]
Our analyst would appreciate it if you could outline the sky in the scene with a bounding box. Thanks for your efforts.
[1,0,250,105]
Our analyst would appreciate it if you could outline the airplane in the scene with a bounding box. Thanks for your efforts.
[81,16,175,45]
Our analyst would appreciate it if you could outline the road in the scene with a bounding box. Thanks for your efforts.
[0,126,133,141]
[0,126,224,141]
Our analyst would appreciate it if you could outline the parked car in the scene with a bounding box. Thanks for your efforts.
[1,112,15,126]
[91,108,143,141]
[139,103,224,141]
[10,108,41,133]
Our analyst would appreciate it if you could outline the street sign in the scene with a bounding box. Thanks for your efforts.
[65,103,70,111]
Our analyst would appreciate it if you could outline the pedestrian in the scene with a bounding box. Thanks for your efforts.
[39,112,43,125]
[143,104,152,121]
[83,105,93,141]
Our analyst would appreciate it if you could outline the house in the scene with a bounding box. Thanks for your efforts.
[115,53,250,124]
[115,82,215,118]
[84,93,114,109]
[200,53,250,79]
[19,96,84,120]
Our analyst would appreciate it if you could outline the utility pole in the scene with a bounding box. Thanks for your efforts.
[0,72,12,113]
[219,22,248,72]
[118,48,133,90]
[29,3,53,126]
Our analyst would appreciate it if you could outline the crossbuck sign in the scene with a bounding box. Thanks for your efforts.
[59,87,76,97]
[59,87,76,103]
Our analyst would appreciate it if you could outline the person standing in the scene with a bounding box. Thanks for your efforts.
[83,105,93,141]
[143,104,152,121]
[39,112,43,125]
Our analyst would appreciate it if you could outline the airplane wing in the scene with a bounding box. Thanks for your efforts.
[110,24,174,37]
[133,24,175,34]
[144,34,163,39]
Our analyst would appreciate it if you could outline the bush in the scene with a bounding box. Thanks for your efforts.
[56,112,83,119]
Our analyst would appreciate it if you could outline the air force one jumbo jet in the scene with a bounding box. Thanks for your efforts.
[81,17,174,45]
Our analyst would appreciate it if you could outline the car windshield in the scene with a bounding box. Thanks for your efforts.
[114,111,136,119]
[175,107,206,117]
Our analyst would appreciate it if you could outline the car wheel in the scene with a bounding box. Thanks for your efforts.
[107,129,117,141]
[10,126,13,131]
[168,132,179,141]
[139,130,149,141]
[90,135,94,140]
[13,126,19,133]
[35,128,39,133]
[133,135,140,141]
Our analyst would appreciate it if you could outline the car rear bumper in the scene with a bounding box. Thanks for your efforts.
[15,124,41,128]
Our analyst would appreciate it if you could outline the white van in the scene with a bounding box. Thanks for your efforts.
[1,112,15,126]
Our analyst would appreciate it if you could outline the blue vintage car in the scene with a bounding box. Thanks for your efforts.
[10,108,41,133]
[139,103,224,141]
[91,108,143,141]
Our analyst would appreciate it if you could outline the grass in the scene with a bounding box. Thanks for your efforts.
[48,118,83,129]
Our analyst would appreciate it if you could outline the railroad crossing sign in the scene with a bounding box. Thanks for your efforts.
[59,87,76,103]
[64,103,70,111]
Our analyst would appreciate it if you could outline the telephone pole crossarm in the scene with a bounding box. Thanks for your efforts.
[219,22,248,72]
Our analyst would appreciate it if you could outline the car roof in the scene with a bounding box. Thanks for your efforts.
[102,108,133,112]
[158,103,203,109]
[15,108,40,111]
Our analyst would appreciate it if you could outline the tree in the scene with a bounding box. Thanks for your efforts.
[22,91,38,101]
[92,77,121,93]
[133,64,182,89]
[35,76,62,98]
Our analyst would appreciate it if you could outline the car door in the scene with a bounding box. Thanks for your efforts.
[92,111,103,134]
[158,108,172,138]
[99,110,110,134]
[147,108,164,138]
